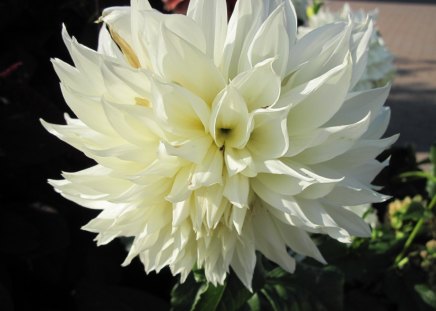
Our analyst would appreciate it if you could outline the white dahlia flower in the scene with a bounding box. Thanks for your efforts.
[303,3,395,91]
[42,0,397,289]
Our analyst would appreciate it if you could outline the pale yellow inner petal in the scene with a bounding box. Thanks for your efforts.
[109,27,141,69]
[134,97,151,108]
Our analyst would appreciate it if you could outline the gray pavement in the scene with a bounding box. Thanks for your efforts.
[329,0,436,152]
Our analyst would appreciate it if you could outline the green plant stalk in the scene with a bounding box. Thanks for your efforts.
[429,195,436,211]
[429,143,436,198]
[394,217,425,266]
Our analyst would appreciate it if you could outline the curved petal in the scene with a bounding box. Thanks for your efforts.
[244,4,289,77]
[224,147,253,176]
[224,173,250,208]
[157,23,225,104]
[221,0,266,79]
[286,55,352,135]
[187,0,228,66]
[190,145,224,189]
[209,86,250,149]
[150,79,210,139]
[291,112,370,164]
[247,107,289,159]
[231,58,281,111]
[252,207,296,273]
[230,218,256,291]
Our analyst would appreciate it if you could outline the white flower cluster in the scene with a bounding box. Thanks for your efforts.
[43,0,397,289]
[302,3,395,91]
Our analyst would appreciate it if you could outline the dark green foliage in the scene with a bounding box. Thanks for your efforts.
[171,260,345,311]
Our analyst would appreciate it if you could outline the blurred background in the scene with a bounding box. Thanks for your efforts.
[0,0,435,310]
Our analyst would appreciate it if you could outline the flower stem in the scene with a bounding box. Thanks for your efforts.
[394,217,425,267]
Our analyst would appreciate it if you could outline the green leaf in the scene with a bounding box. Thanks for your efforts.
[415,284,436,308]
[245,294,261,311]
[193,283,226,311]
[171,274,202,311]
[216,255,267,311]
[215,275,251,311]
[429,144,436,197]
[428,194,436,211]
[313,1,324,14]
[172,257,345,311]
[399,171,436,182]
[171,255,267,311]
[260,286,283,311]
[171,275,229,311]
[266,263,345,311]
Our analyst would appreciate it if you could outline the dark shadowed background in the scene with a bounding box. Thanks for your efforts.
[0,1,174,310]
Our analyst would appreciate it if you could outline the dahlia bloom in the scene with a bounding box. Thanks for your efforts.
[43,0,397,289]
[303,3,395,91]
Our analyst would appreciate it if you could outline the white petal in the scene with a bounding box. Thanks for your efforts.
[131,0,151,10]
[101,60,152,103]
[230,218,256,291]
[187,0,228,66]
[323,205,371,237]
[255,173,303,196]
[287,22,346,74]
[193,185,225,230]
[231,205,248,235]
[224,147,253,176]
[191,145,224,189]
[162,136,212,164]
[324,135,399,170]
[172,196,193,226]
[350,19,374,89]
[157,23,225,104]
[252,207,296,273]
[97,25,125,60]
[51,58,97,96]
[286,55,352,135]
[244,4,289,77]
[283,0,298,46]
[324,178,390,205]
[58,83,115,136]
[209,86,250,149]
[362,107,391,140]
[277,50,350,109]
[347,158,389,185]
[101,98,157,146]
[291,112,371,164]
[166,166,193,203]
[221,0,266,79]
[275,221,326,263]
[150,80,209,138]
[325,84,390,127]
[223,173,250,208]
[255,159,312,181]
[231,59,281,111]
[247,107,289,159]
[61,26,105,92]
